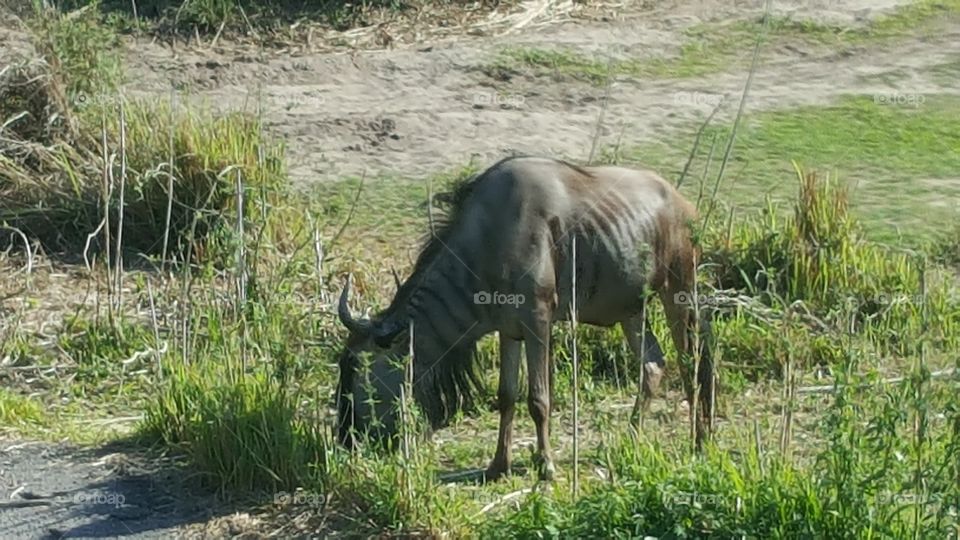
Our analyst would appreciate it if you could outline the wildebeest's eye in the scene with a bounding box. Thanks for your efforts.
[374,333,395,349]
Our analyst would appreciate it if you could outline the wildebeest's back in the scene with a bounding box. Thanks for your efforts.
[450,157,695,327]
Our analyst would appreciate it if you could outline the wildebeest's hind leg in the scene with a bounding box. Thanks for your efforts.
[658,261,715,451]
[521,294,557,482]
[622,314,666,428]
[485,334,522,482]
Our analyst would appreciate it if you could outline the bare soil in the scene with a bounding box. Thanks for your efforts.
[1,0,957,537]
[114,0,958,185]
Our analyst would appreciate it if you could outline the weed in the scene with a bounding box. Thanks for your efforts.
[142,360,330,494]
[58,315,155,387]
[2,8,286,260]
[26,1,123,100]
[0,389,48,429]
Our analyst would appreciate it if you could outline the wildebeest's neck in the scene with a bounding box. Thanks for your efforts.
[382,211,492,429]
[380,157,505,320]
[392,240,487,429]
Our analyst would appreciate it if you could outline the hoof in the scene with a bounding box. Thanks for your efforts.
[536,458,556,482]
[643,363,663,396]
[483,462,511,482]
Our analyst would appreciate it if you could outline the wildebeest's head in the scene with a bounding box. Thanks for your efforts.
[334,276,409,450]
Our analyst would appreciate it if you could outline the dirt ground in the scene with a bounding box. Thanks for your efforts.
[1,0,957,537]
[117,0,957,185]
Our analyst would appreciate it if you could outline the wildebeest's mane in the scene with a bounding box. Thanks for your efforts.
[372,157,506,430]
[384,155,514,314]
[384,155,590,314]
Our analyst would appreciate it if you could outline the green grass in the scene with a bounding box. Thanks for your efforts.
[142,360,330,494]
[482,380,960,538]
[0,389,48,430]
[619,94,960,246]
[488,0,960,84]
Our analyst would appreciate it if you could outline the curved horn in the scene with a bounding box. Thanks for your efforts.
[338,275,370,335]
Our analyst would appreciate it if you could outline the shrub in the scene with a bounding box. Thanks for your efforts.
[704,168,959,357]
[1,7,286,260]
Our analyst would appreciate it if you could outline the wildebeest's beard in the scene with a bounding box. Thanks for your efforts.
[334,346,359,449]
[335,331,483,449]
[409,331,483,431]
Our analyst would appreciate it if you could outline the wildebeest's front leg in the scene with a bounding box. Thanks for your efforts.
[522,295,556,482]
[485,334,522,481]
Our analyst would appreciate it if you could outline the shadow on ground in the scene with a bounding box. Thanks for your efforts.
[0,437,247,539]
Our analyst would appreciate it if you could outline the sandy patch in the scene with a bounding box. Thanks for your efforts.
[104,1,959,186]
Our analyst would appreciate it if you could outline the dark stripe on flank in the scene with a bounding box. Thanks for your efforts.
[420,283,472,335]
[594,193,623,225]
[586,208,617,241]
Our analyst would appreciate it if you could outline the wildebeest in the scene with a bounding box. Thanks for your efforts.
[335,155,714,481]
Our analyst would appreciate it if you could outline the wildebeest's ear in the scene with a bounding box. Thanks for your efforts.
[373,318,406,348]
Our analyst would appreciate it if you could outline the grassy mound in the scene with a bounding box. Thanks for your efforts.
[702,169,959,377]
[0,6,285,261]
